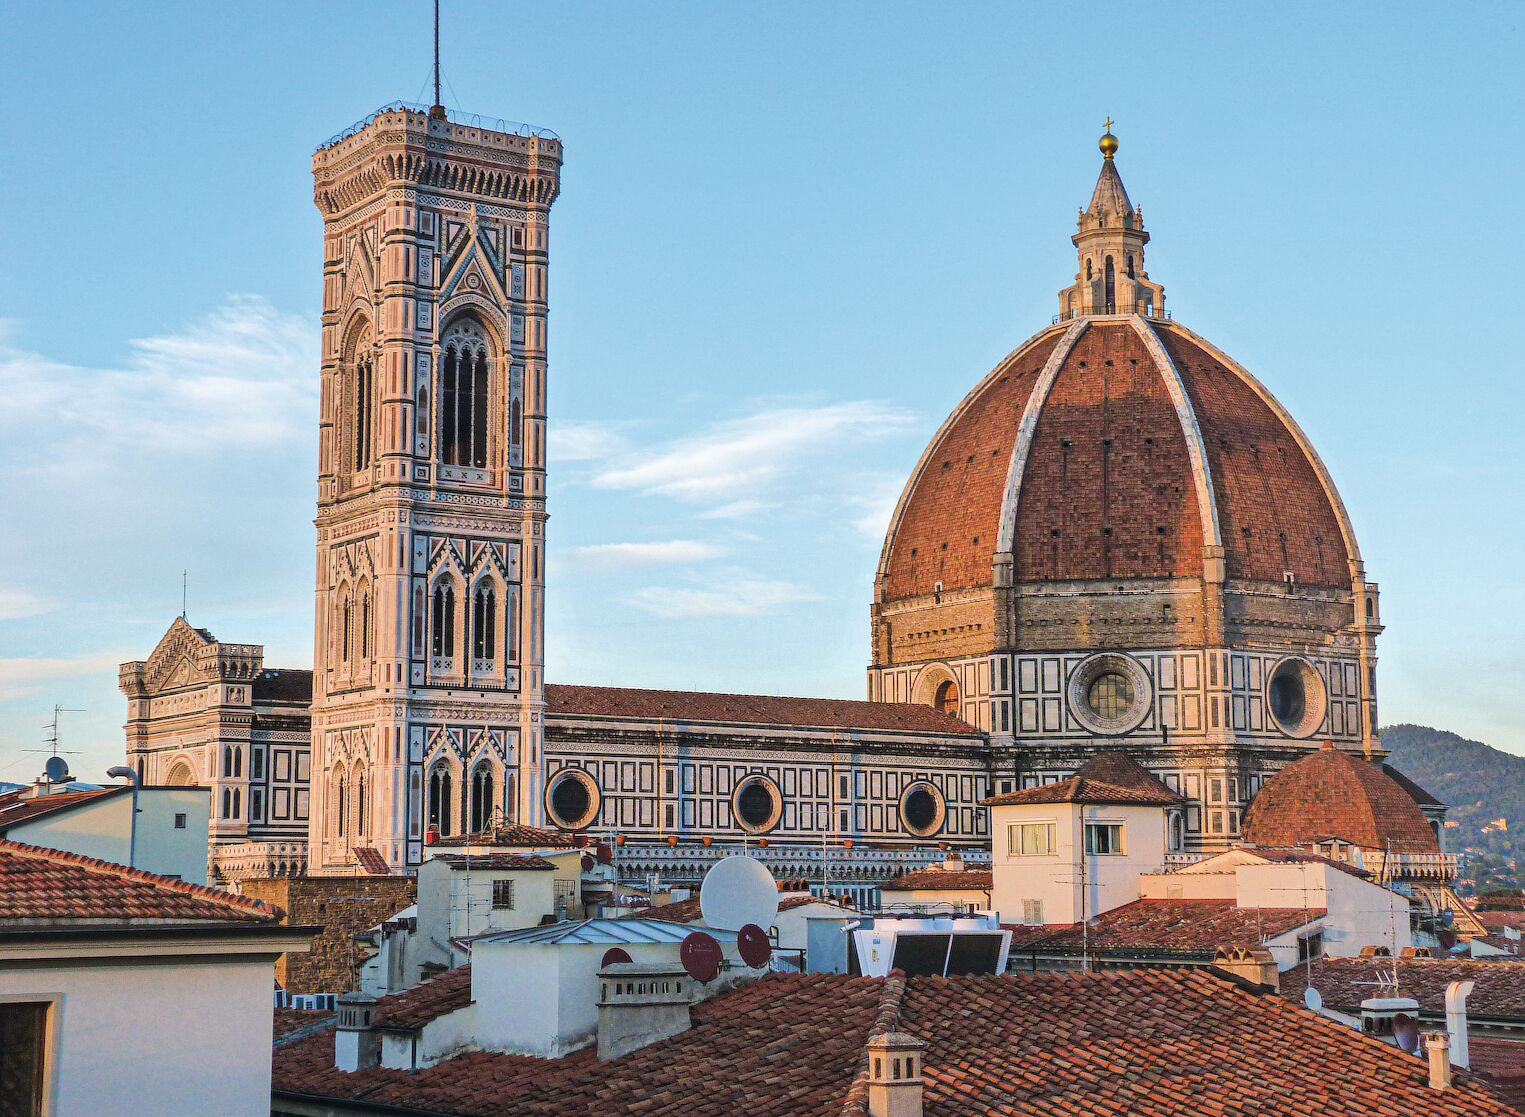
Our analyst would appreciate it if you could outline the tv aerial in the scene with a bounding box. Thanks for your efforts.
[29,705,84,783]
[699,854,779,932]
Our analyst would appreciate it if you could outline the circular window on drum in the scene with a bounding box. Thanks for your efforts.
[544,769,600,830]
[1067,653,1152,735]
[899,781,947,838]
[732,775,783,834]
[1266,657,1327,739]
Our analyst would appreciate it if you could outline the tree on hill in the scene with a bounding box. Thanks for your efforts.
[1381,724,1524,895]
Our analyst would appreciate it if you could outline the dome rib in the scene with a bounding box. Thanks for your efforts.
[994,318,1088,551]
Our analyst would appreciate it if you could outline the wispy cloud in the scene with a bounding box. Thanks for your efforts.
[628,578,821,619]
[564,540,724,570]
[550,421,630,464]
[0,590,54,622]
[590,401,915,508]
[0,295,317,459]
[0,653,126,702]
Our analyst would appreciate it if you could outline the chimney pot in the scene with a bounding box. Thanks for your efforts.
[597,962,691,1061]
[334,992,380,1072]
[1210,946,1279,993]
[867,1032,926,1117]
[1427,1032,1453,1091]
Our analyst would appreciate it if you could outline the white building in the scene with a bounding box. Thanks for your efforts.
[0,779,211,884]
[0,839,312,1117]
[987,752,1180,928]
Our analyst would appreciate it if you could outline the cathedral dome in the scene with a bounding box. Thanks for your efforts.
[1242,745,1441,854]
[877,314,1358,600]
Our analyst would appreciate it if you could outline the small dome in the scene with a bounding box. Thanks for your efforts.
[1242,747,1440,853]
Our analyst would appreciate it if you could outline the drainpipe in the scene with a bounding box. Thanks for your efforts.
[106,767,139,870]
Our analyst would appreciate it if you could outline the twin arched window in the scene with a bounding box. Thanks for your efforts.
[440,321,490,468]
[429,764,454,833]
[470,765,495,833]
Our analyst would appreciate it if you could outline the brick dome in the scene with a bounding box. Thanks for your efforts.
[1242,746,1441,854]
[878,316,1358,600]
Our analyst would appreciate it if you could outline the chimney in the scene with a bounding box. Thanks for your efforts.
[942,850,964,873]
[334,992,380,1072]
[1445,979,1476,1069]
[1210,946,1279,993]
[866,1032,926,1117]
[597,962,691,1061]
[1426,1032,1453,1091]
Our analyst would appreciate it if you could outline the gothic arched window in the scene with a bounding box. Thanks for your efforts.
[429,764,454,833]
[359,594,371,659]
[431,583,457,658]
[1104,255,1116,313]
[342,599,353,663]
[354,765,368,837]
[439,320,491,468]
[470,764,495,833]
[472,585,497,660]
[352,335,376,472]
[335,770,348,838]
[934,680,959,717]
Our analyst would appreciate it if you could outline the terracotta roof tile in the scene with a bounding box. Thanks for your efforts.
[1009,899,1322,956]
[546,683,979,736]
[431,824,577,849]
[428,854,559,872]
[1382,763,1445,808]
[251,668,313,705]
[0,839,282,924]
[274,969,1517,1116]
[983,775,1178,807]
[616,893,837,925]
[1243,746,1442,853]
[1281,957,1525,1022]
[883,866,994,892]
[372,964,474,1030]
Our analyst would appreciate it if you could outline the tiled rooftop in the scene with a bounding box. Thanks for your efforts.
[883,866,994,892]
[546,683,980,736]
[616,893,834,925]
[1008,899,1322,957]
[983,775,1179,808]
[0,839,282,924]
[1243,745,1442,853]
[1281,957,1525,1022]
[273,969,1516,1116]
[431,824,577,850]
[374,965,474,1030]
[352,846,390,875]
[428,854,560,872]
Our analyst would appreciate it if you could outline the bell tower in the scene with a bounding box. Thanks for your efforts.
[307,102,562,874]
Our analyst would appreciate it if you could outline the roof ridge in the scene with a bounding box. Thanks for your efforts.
[0,837,283,921]
[838,971,909,1117]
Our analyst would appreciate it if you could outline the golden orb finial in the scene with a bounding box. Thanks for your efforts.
[1099,116,1118,160]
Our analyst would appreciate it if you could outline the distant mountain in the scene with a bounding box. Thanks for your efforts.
[1381,723,1524,895]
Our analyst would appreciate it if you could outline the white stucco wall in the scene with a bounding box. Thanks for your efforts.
[10,794,132,866]
[134,788,212,883]
[991,801,1166,926]
[0,958,275,1117]
[1234,862,1411,958]
[879,886,991,914]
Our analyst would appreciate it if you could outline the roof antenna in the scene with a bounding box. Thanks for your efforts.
[181,569,188,621]
[430,0,446,120]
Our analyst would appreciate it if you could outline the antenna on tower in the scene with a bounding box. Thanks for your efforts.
[430,0,446,120]
[182,569,188,620]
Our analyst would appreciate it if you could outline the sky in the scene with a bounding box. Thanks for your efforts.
[1,1,1522,781]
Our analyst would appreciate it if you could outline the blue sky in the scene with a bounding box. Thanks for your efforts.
[2,1,1522,780]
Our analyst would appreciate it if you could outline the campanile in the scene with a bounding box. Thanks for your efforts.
[307,102,562,873]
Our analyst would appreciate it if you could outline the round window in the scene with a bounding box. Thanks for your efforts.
[1266,657,1326,739]
[733,775,782,833]
[899,782,946,838]
[1086,673,1135,720]
[1067,653,1151,735]
[545,770,600,830]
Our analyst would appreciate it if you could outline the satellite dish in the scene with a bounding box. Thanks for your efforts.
[43,756,69,784]
[680,931,724,982]
[1303,987,1323,1011]
[600,947,633,969]
[1440,909,1455,927]
[1438,929,1458,950]
[737,923,772,969]
[700,855,779,932]
[1393,1013,1420,1055]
